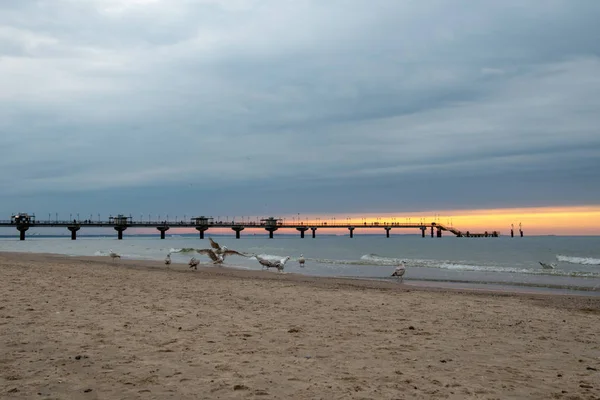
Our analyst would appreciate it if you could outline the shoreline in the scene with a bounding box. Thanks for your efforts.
[2,250,600,301]
[2,250,599,297]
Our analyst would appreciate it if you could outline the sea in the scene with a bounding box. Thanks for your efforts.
[1,233,599,296]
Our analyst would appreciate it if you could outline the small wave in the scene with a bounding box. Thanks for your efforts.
[557,255,600,265]
[437,263,532,274]
[315,254,600,278]
[360,254,405,265]
[251,253,288,262]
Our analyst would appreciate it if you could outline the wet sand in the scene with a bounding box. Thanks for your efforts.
[1,252,599,399]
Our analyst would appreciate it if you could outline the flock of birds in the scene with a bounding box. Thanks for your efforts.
[109,238,407,281]
[110,242,557,283]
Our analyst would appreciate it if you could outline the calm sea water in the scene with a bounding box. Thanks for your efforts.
[1,234,599,295]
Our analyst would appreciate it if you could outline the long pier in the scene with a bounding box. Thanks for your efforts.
[1,214,510,241]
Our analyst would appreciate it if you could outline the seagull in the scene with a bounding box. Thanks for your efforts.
[196,248,247,265]
[165,254,171,265]
[391,263,406,282]
[539,261,557,270]
[188,257,200,270]
[255,255,290,272]
[298,254,305,267]
[109,249,121,263]
[209,237,230,255]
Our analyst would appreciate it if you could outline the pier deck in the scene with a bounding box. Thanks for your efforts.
[0,215,505,240]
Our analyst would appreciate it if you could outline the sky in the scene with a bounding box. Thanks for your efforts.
[1,0,599,234]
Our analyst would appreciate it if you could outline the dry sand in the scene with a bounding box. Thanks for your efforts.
[1,252,599,400]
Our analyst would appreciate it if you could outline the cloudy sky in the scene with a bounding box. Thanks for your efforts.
[1,0,599,221]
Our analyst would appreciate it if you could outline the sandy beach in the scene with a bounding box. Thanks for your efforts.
[1,252,599,399]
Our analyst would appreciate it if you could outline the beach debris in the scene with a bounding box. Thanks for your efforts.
[165,254,171,265]
[233,384,249,391]
[287,327,301,333]
[391,262,406,282]
[188,257,199,270]
[84,388,93,393]
[586,366,598,371]
[408,326,415,330]
[255,255,290,272]
[298,254,305,267]
[109,249,121,263]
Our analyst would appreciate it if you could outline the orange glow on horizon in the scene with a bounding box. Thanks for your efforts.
[291,205,600,235]
[135,205,600,236]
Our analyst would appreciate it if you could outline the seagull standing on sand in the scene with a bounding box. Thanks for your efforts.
[165,254,171,265]
[391,262,406,283]
[255,255,290,272]
[109,249,121,263]
[298,254,305,267]
[188,257,200,270]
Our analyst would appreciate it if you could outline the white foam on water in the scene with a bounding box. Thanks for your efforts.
[309,254,600,278]
[557,255,600,265]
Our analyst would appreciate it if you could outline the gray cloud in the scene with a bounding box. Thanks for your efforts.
[1,0,599,217]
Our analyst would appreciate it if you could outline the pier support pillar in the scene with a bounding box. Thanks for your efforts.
[157,226,169,239]
[431,226,434,238]
[265,228,278,239]
[437,228,442,238]
[520,229,523,237]
[232,226,244,239]
[296,227,309,238]
[385,227,391,238]
[421,227,426,238]
[114,226,126,240]
[195,226,208,239]
[348,227,355,238]
[510,229,514,238]
[68,225,80,240]
[17,225,29,241]
[311,227,317,238]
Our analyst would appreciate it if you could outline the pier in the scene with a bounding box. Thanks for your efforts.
[1,213,505,241]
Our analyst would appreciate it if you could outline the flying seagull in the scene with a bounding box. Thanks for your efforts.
[255,255,290,272]
[196,248,247,265]
[539,261,557,270]
[209,237,230,254]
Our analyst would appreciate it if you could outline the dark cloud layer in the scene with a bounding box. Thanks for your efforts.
[1,0,599,218]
